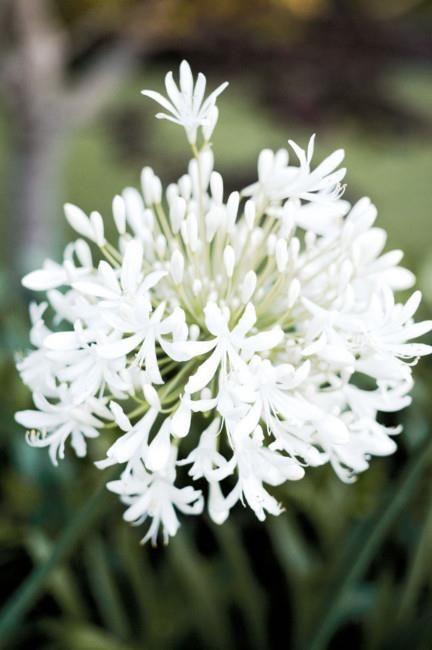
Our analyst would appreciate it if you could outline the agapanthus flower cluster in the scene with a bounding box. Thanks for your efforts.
[16,61,432,544]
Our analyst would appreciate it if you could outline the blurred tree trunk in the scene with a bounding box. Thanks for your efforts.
[11,129,65,272]
[1,0,140,282]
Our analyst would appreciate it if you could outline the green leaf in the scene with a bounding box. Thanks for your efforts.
[84,534,130,640]
[301,436,432,650]
[212,518,267,650]
[42,619,139,650]
[0,474,113,646]
[26,530,87,620]
[397,482,432,622]
[168,529,233,650]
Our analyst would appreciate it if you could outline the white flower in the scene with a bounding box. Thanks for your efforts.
[168,302,283,394]
[22,239,93,291]
[178,417,235,482]
[15,389,110,465]
[15,60,432,543]
[107,449,203,545]
[96,387,161,469]
[226,426,304,521]
[243,136,346,210]
[141,60,228,145]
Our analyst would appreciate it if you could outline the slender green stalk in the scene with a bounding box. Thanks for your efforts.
[397,481,432,621]
[212,519,267,650]
[0,475,113,647]
[303,437,432,650]
[84,534,130,639]
[169,530,232,650]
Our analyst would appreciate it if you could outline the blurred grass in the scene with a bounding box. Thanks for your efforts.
[1,61,432,649]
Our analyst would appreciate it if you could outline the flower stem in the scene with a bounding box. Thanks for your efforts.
[302,435,432,650]
[0,474,113,645]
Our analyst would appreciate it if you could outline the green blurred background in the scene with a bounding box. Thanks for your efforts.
[1,1,432,648]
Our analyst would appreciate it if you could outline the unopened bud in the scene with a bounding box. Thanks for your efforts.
[258,149,273,181]
[288,278,301,307]
[156,234,166,258]
[223,245,235,278]
[169,196,186,234]
[141,167,155,205]
[178,174,192,200]
[267,234,277,255]
[112,195,126,234]
[192,279,202,295]
[241,271,257,303]
[275,239,288,272]
[90,211,105,247]
[244,199,256,230]
[202,105,219,141]
[226,192,239,232]
[189,324,200,340]
[143,383,160,410]
[205,206,222,242]
[170,249,184,284]
[210,171,224,204]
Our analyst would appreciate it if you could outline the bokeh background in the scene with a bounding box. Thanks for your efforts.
[1,1,432,648]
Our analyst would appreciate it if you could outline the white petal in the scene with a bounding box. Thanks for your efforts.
[243,327,283,352]
[188,397,218,412]
[97,334,143,359]
[235,400,262,438]
[200,81,229,114]
[160,338,216,362]
[15,410,60,429]
[171,403,191,438]
[72,280,118,300]
[121,239,143,294]
[401,290,422,322]
[318,416,349,444]
[232,302,256,339]
[185,347,222,394]
[208,481,229,525]
[109,401,131,432]
[179,60,194,97]
[204,302,227,337]
[143,384,161,410]
[107,411,156,462]
[141,89,177,116]
[383,267,415,290]
[64,203,95,241]
[22,268,67,291]
[141,270,167,292]
[313,148,345,177]
[193,72,207,111]
[44,330,87,351]
[145,420,172,471]
[164,71,182,109]
[89,211,105,246]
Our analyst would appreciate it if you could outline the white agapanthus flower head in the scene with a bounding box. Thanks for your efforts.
[16,60,432,545]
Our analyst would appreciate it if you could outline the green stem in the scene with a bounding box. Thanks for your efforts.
[0,475,113,647]
[100,245,120,268]
[84,534,130,639]
[303,436,432,650]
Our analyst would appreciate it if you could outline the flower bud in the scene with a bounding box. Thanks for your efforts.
[223,245,235,278]
[170,249,184,284]
[241,271,257,303]
[112,195,126,234]
[244,199,256,230]
[275,239,288,272]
